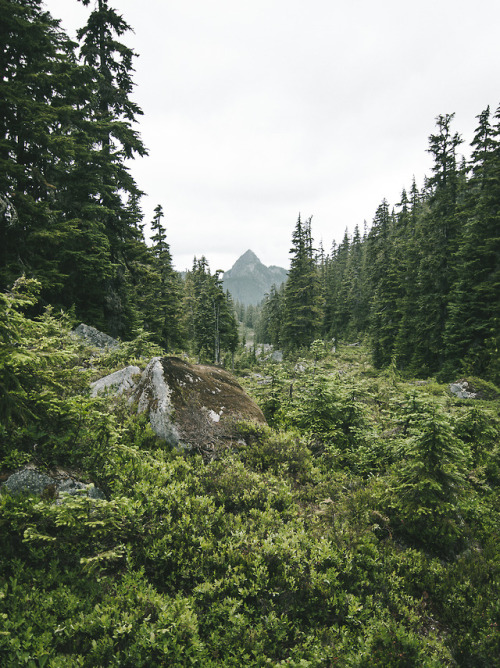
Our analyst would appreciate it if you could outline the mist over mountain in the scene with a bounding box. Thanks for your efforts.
[222,250,287,306]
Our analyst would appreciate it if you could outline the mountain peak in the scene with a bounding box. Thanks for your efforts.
[227,249,262,274]
[223,251,287,306]
[240,249,259,261]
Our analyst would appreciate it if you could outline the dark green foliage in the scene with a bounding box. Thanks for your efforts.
[320,109,499,384]
[389,399,470,554]
[138,205,184,351]
[255,283,285,347]
[1,317,499,665]
[1,4,500,664]
[444,106,500,383]
[183,257,239,364]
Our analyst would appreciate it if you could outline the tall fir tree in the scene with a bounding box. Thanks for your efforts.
[283,216,323,350]
[186,257,238,364]
[0,0,98,303]
[366,199,402,367]
[411,114,463,374]
[445,106,500,381]
[256,283,285,348]
[76,0,148,336]
[138,205,184,351]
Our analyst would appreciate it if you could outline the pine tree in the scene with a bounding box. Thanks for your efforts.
[393,179,422,371]
[366,200,402,367]
[187,257,238,363]
[324,229,351,340]
[257,283,285,347]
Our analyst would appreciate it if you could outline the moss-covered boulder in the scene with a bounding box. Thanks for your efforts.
[132,357,266,455]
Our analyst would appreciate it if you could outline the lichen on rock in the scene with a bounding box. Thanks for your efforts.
[133,357,180,448]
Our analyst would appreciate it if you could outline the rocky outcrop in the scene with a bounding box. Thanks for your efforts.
[91,365,141,397]
[73,323,118,349]
[131,356,266,454]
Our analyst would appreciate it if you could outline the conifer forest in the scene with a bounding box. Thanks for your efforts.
[1,1,499,666]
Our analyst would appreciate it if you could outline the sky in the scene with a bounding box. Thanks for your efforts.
[43,0,500,272]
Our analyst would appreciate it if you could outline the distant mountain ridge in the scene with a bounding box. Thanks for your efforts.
[222,250,287,306]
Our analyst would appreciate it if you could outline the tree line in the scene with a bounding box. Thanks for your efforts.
[0,0,238,363]
[257,111,500,384]
[3,1,499,381]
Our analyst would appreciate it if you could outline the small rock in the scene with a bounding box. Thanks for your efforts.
[91,365,141,397]
[1,468,105,500]
[449,380,478,399]
[73,323,118,349]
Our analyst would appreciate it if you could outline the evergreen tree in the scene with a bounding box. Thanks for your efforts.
[0,0,99,303]
[76,0,148,336]
[445,106,500,381]
[283,215,322,350]
[411,114,463,373]
[0,0,151,335]
[366,200,402,367]
[138,205,184,351]
[344,224,370,337]
[186,257,238,364]
[393,179,423,370]
[256,283,285,347]
[323,230,350,340]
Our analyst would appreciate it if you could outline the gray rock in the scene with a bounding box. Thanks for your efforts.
[1,468,105,500]
[270,350,283,362]
[91,365,141,398]
[73,323,118,349]
[3,469,55,496]
[449,380,478,399]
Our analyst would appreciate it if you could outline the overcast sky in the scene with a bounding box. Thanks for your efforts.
[44,0,500,271]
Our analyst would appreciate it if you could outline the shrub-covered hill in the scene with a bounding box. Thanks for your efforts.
[1,290,499,666]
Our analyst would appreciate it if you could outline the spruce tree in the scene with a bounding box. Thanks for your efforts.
[187,257,238,364]
[366,199,402,367]
[393,179,422,371]
[257,283,285,348]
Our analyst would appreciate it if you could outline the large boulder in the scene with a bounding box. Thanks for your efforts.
[132,356,266,454]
